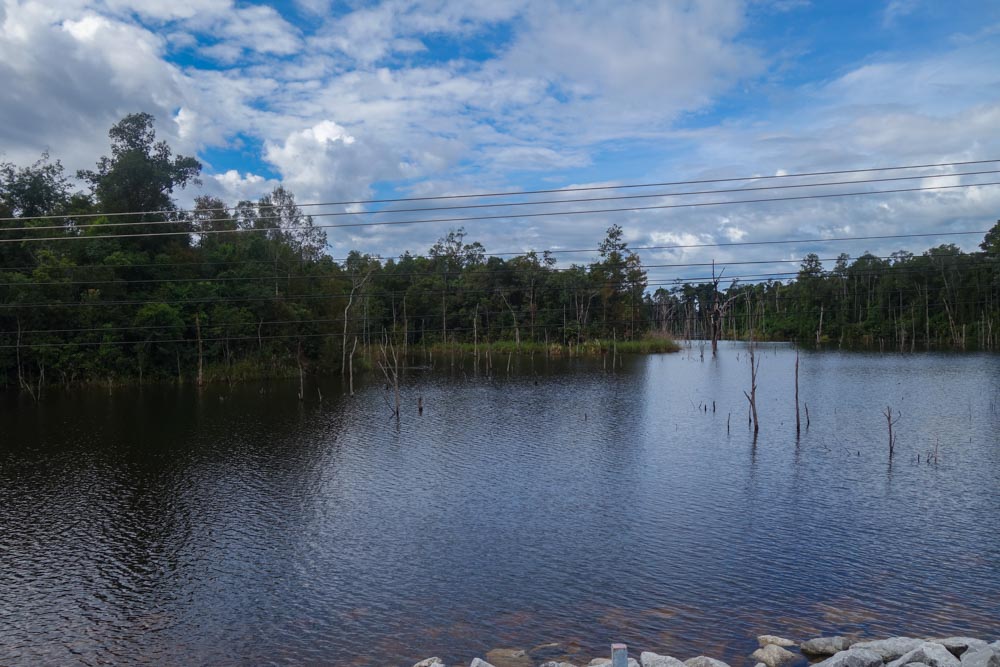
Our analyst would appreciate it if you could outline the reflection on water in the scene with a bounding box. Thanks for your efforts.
[1,343,999,666]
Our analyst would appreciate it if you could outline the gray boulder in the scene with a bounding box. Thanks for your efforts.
[961,649,1000,667]
[413,659,445,667]
[802,638,855,657]
[751,644,799,667]
[814,648,884,667]
[589,659,639,667]
[888,642,961,667]
[853,639,926,661]
[470,659,497,667]
[641,652,686,667]
[685,657,730,667]
[759,636,798,649]
[929,639,990,658]
[540,663,578,667]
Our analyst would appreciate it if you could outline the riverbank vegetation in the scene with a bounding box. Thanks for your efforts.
[2,113,998,392]
[652,236,1000,350]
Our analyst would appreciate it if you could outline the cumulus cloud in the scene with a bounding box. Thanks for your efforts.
[262,120,405,204]
[1,0,998,273]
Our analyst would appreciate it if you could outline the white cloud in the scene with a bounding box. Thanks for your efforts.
[262,120,402,204]
[208,169,278,203]
[882,0,920,27]
[0,0,997,271]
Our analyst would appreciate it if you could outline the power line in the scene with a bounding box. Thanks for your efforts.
[7,169,1000,233]
[2,253,990,288]
[4,295,996,349]
[3,181,998,244]
[4,158,998,222]
[1,260,992,312]
[0,230,989,273]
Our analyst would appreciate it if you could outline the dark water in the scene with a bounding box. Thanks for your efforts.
[2,343,999,667]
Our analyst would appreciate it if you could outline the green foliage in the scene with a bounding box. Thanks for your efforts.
[649,236,1000,349]
[1,113,996,393]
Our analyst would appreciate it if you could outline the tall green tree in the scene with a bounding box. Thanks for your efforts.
[77,112,201,252]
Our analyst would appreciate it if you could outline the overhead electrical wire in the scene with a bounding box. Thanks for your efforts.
[1,260,990,313]
[3,157,998,222]
[3,296,995,350]
[3,181,999,244]
[0,229,989,274]
[4,169,1000,233]
[1,253,990,289]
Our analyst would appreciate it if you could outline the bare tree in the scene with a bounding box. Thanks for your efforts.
[709,262,739,355]
[882,406,901,458]
[743,337,760,435]
[342,255,377,375]
[794,350,800,435]
[378,331,401,418]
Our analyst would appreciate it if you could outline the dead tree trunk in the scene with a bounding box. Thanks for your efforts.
[743,337,760,435]
[378,331,400,418]
[473,303,479,364]
[795,350,801,436]
[500,292,520,350]
[297,342,305,401]
[196,313,204,387]
[348,336,358,396]
[883,406,900,458]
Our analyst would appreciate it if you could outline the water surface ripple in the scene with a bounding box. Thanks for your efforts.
[1,343,999,666]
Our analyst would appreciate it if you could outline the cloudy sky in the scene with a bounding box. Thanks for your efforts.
[2,0,1000,283]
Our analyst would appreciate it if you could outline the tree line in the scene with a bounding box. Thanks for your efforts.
[1,114,659,391]
[650,233,1000,351]
[1,113,997,392]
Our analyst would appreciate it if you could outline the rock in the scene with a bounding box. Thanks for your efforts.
[470,659,496,667]
[641,652,687,667]
[930,639,990,658]
[852,639,927,661]
[685,657,731,667]
[751,644,800,667]
[531,644,568,661]
[802,638,855,657]
[413,659,445,667]
[888,642,961,667]
[590,659,639,667]
[540,663,578,667]
[961,649,1000,667]
[814,648,884,667]
[756,663,767,667]
[484,648,532,667]
[759,636,798,649]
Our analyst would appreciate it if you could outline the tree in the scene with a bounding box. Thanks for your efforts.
[981,220,1000,256]
[0,152,71,219]
[77,113,201,251]
[255,186,326,261]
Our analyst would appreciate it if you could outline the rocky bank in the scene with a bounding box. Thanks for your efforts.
[411,634,1000,667]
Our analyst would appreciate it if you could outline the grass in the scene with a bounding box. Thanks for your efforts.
[427,334,680,356]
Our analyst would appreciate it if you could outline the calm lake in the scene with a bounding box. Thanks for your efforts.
[1,343,999,666]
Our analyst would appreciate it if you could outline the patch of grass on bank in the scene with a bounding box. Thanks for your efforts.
[428,335,679,356]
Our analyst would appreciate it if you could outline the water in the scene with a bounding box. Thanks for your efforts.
[1,343,999,666]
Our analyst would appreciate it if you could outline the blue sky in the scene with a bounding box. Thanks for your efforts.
[2,0,999,279]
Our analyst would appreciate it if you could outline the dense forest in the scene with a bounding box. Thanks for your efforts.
[1,114,998,392]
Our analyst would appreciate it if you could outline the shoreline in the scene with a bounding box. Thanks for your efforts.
[411,635,1000,667]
